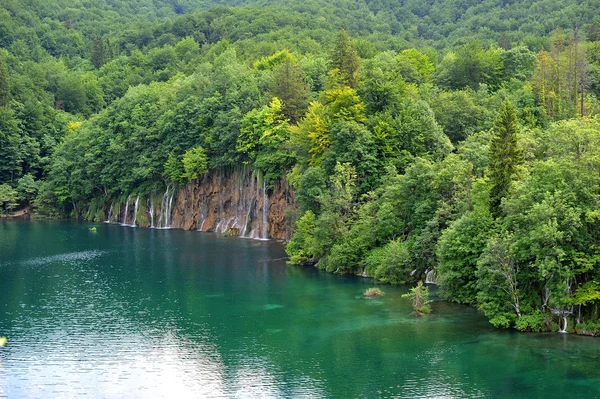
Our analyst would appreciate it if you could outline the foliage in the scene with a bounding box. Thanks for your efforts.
[182,146,208,182]
[402,281,432,315]
[364,288,384,297]
[331,29,360,88]
[488,100,524,217]
[0,183,18,213]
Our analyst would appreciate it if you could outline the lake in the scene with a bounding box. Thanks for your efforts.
[1,221,599,398]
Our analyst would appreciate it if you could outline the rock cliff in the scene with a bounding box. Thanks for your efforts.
[98,168,296,241]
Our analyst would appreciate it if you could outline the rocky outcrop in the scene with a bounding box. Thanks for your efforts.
[171,168,296,240]
[94,168,296,240]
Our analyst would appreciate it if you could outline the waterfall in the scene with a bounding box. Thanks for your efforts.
[122,195,131,225]
[157,185,174,229]
[240,173,256,238]
[261,180,269,240]
[148,198,154,228]
[241,207,252,237]
[131,195,139,226]
[361,266,367,277]
[167,188,174,227]
[559,316,568,333]
[105,202,114,223]
[550,308,572,333]
[425,269,439,285]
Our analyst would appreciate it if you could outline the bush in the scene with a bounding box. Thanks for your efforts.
[364,287,384,297]
[575,320,600,336]
[515,311,545,332]
[402,281,432,315]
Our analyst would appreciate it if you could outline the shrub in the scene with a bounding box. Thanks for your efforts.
[364,287,384,297]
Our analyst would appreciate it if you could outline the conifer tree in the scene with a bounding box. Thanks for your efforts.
[331,29,360,88]
[588,21,600,42]
[488,100,523,217]
[92,37,106,70]
[0,56,9,107]
[271,59,309,124]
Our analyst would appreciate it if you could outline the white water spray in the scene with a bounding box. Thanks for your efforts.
[261,180,269,240]
[425,269,439,285]
[122,195,131,225]
[131,195,139,226]
[105,202,114,223]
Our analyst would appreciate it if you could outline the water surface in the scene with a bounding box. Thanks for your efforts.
[1,221,599,398]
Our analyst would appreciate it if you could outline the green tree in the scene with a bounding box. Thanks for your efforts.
[0,55,9,107]
[16,173,38,203]
[182,146,208,182]
[437,180,494,304]
[487,100,523,218]
[402,281,432,315]
[0,108,22,183]
[0,183,18,213]
[270,59,309,124]
[92,36,106,70]
[163,152,185,184]
[588,21,600,42]
[435,42,504,90]
[286,210,317,265]
[331,29,360,88]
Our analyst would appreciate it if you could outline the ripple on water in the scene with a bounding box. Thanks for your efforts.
[22,250,107,267]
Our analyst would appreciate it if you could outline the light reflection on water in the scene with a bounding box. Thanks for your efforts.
[0,221,599,398]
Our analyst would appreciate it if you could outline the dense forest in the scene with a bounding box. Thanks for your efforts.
[2,0,600,335]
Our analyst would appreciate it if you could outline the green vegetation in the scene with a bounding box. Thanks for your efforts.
[402,281,432,315]
[363,288,384,298]
[2,0,600,333]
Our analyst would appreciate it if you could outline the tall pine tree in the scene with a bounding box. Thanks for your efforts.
[331,29,360,88]
[0,55,9,107]
[488,100,523,217]
[271,59,309,124]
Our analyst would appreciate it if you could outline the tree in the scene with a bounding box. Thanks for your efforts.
[476,235,522,327]
[270,59,309,124]
[0,108,22,183]
[402,281,432,315]
[437,183,494,304]
[588,21,600,42]
[16,173,38,203]
[396,48,435,84]
[0,183,18,213]
[286,210,317,265]
[487,100,523,217]
[0,55,9,107]
[435,42,504,91]
[92,37,106,70]
[331,29,360,88]
[182,146,208,182]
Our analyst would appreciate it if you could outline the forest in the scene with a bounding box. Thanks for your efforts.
[2,0,600,335]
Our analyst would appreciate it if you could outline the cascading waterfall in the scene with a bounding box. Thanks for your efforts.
[131,195,139,226]
[362,266,367,277]
[240,172,256,238]
[261,180,269,240]
[559,316,568,333]
[167,188,174,227]
[425,269,439,284]
[148,198,154,228]
[122,195,131,225]
[157,185,175,229]
[96,168,293,239]
[105,202,114,223]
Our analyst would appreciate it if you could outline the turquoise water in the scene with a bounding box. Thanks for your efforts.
[0,221,599,398]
